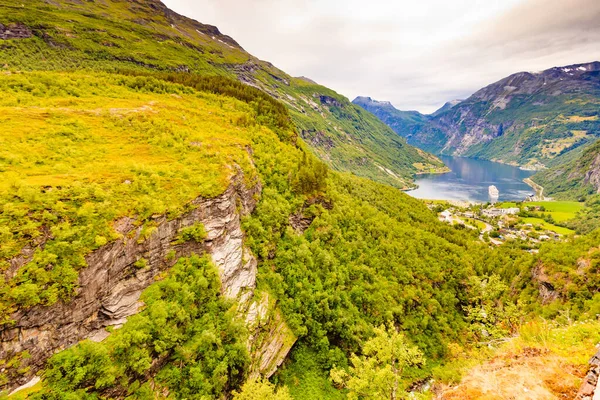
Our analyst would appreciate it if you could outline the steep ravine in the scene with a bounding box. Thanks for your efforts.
[1,172,295,392]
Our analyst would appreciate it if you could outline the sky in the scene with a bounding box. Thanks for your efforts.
[163,0,600,113]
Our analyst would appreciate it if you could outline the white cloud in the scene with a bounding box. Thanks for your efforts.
[163,0,600,113]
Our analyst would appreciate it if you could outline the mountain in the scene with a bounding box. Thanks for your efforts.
[359,62,600,170]
[352,96,430,138]
[431,99,463,117]
[0,0,444,189]
[3,2,600,399]
[420,62,600,169]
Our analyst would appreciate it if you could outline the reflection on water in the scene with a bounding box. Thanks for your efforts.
[408,156,535,202]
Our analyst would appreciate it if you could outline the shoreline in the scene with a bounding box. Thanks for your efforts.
[523,178,548,201]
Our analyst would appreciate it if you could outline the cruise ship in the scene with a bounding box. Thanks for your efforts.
[489,185,499,198]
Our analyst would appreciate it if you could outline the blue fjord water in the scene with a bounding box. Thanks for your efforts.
[407,156,536,202]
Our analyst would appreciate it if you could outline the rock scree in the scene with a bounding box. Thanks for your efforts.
[0,23,32,40]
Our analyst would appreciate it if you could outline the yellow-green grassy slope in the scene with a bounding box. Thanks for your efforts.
[0,0,444,189]
[0,71,287,318]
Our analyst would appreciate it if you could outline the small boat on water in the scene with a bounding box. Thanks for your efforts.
[489,185,499,198]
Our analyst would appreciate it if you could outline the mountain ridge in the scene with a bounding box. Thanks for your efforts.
[0,0,444,189]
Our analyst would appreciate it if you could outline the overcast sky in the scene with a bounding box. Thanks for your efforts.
[163,0,600,113]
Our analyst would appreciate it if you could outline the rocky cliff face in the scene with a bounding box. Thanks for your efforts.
[1,173,295,391]
[584,152,600,193]
[0,23,31,40]
[577,348,600,400]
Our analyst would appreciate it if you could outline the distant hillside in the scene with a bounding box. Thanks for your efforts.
[532,139,600,199]
[352,96,430,138]
[0,0,444,188]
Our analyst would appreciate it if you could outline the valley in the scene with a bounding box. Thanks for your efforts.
[0,1,600,400]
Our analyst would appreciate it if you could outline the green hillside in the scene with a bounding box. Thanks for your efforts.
[0,0,444,189]
[0,69,496,398]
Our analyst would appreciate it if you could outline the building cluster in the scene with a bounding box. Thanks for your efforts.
[481,207,520,218]
[436,203,564,249]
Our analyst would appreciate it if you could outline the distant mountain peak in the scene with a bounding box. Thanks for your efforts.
[353,96,394,108]
[431,99,463,117]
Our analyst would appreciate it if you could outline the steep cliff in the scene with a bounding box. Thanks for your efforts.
[0,69,305,395]
[2,173,295,392]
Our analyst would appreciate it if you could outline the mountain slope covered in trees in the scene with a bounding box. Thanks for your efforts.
[532,139,600,200]
[0,0,445,189]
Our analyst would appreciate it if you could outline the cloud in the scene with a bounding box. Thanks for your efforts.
[163,0,600,113]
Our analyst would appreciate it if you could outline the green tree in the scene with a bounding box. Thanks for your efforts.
[292,153,328,196]
[232,378,292,400]
[330,324,424,400]
[464,275,524,339]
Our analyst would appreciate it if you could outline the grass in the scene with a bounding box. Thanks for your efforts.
[459,217,487,230]
[522,218,575,235]
[439,319,600,399]
[499,201,584,228]
[526,201,584,215]
[5,380,42,399]
[530,205,583,223]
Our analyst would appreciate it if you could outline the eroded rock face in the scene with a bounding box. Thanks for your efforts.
[301,129,335,151]
[245,293,297,379]
[531,264,558,304]
[319,95,343,108]
[585,153,600,193]
[0,173,270,390]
